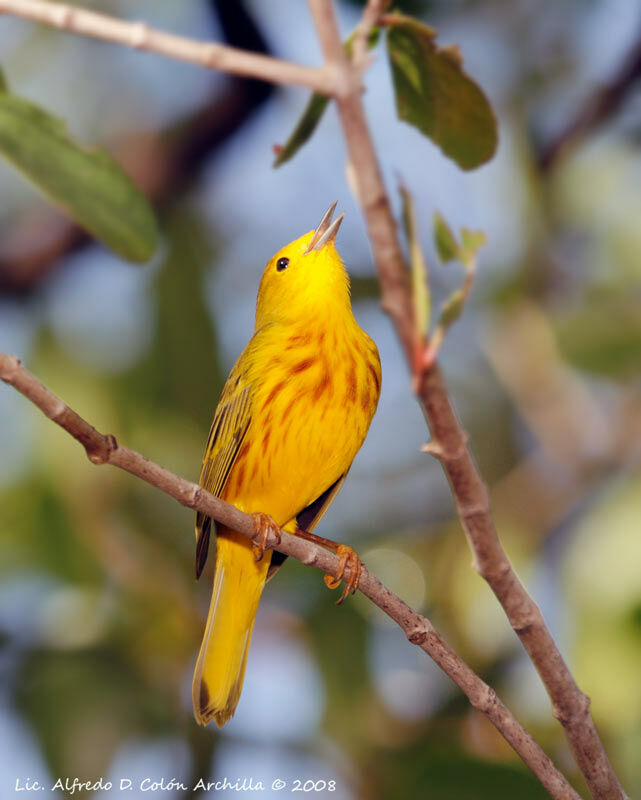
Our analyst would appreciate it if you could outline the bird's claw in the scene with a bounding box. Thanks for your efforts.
[251,512,281,562]
[324,544,362,605]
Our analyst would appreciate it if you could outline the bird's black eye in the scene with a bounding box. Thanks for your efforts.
[276,257,289,272]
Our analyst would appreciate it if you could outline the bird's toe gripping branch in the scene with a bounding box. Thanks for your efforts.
[323,544,362,606]
[291,527,363,605]
[251,512,281,562]
[251,513,363,604]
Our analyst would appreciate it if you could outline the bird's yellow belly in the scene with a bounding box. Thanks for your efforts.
[222,363,368,528]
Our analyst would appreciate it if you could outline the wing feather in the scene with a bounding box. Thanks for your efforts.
[195,373,252,579]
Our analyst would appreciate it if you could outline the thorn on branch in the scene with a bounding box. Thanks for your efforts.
[420,432,469,462]
[421,439,444,459]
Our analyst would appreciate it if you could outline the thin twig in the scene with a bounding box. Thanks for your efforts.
[351,0,388,68]
[0,0,337,95]
[308,1,626,798]
[538,26,641,171]
[0,349,581,800]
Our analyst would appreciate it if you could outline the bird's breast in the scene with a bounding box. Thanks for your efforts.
[222,324,380,527]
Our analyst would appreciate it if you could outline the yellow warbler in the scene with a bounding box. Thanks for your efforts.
[192,204,381,727]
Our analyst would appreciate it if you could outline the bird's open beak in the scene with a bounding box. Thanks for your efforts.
[303,202,345,254]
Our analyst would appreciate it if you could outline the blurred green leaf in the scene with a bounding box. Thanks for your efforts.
[433,211,460,263]
[120,207,223,427]
[0,67,7,93]
[306,583,371,745]
[460,227,487,267]
[0,479,101,583]
[17,649,173,779]
[385,13,498,170]
[0,91,158,262]
[555,291,641,378]
[274,28,380,168]
[375,750,551,800]
[401,185,431,336]
[432,212,484,333]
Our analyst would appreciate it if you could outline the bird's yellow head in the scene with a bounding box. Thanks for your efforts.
[255,203,351,330]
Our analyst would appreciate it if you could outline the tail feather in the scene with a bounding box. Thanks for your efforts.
[192,530,271,727]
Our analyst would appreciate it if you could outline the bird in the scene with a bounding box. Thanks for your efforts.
[192,203,381,727]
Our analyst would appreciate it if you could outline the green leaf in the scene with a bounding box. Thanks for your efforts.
[400,185,431,336]
[273,93,330,168]
[274,27,380,168]
[384,13,498,170]
[460,227,487,267]
[0,91,158,262]
[555,291,641,379]
[432,211,485,333]
[127,208,224,424]
[0,67,7,93]
[433,211,460,263]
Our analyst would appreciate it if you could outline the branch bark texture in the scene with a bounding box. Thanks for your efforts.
[538,28,641,171]
[308,1,626,798]
[0,349,580,800]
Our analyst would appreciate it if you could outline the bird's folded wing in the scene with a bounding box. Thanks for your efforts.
[195,375,252,579]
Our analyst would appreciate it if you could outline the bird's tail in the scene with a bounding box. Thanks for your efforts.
[192,529,271,727]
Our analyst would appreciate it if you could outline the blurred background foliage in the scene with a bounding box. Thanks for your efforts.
[1,0,641,798]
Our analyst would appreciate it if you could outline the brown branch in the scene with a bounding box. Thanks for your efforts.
[538,26,641,171]
[308,1,626,798]
[308,2,414,354]
[0,350,583,800]
[0,0,337,95]
[351,0,388,68]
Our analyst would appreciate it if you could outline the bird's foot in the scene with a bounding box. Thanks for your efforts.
[323,544,362,605]
[251,512,281,562]
[292,528,363,605]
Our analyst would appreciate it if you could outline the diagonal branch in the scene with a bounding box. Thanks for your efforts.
[308,1,626,799]
[538,26,641,172]
[0,0,337,95]
[0,348,582,800]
